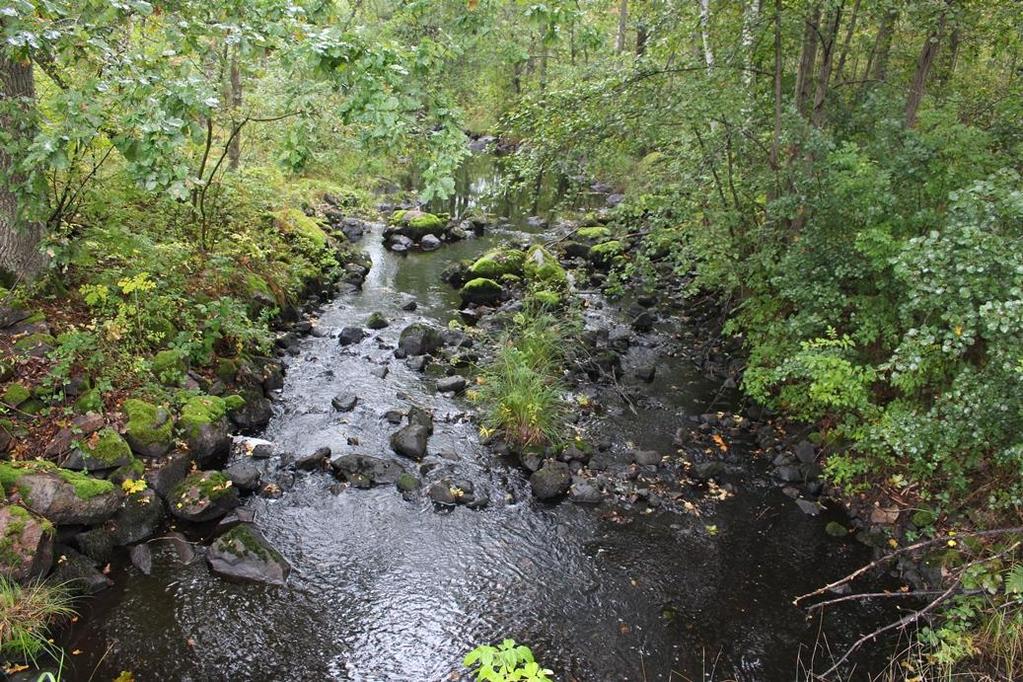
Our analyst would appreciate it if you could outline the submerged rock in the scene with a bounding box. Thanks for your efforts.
[207,524,290,586]
[331,392,359,412]
[338,326,367,346]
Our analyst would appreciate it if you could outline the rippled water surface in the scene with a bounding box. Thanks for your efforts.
[65,155,890,681]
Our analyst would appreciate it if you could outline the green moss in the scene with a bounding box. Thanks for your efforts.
[274,208,328,249]
[74,388,104,414]
[80,428,132,466]
[825,521,849,538]
[54,468,116,500]
[523,245,567,287]
[218,524,281,562]
[13,333,56,351]
[469,248,526,279]
[152,349,188,386]
[124,398,174,450]
[389,209,408,225]
[460,277,503,305]
[223,394,246,412]
[589,240,623,264]
[216,357,241,382]
[174,470,233,503]
[178,395,228,438]
[406,212,444,235]
[2,383,31,407]
[576,226,612,242]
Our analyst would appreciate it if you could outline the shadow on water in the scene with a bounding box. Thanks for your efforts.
[64,154,896,681]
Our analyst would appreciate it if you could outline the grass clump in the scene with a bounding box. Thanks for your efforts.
[0,576,76,663]
[474,309,573,448]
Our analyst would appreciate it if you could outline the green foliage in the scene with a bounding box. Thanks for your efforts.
[0,576,76,664]
[463,639,552,682]
[474,309,573,447]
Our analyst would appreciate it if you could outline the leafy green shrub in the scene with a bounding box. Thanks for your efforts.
[463,639,552,682]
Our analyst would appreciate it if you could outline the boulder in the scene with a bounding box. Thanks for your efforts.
[398,323,444,357]
[207,524,290,586]
[338,326,367,346]
[107,488,166,545]
[629,449,662,466]
[407,405,434,434]
[146,451,191,500]
[224,460,262,493]
[229,391,273,433]
[331,454,405,486]
[436,375,466,394]
[168,471,240,522]
[62,428,134,471]
[294,447,331,471]
[43,412,105,458]
[331,392,359,412]
[123,398,175,458]
[568,477,602,504]
[51,546,112,594]
[420,234,442,251]
[130,543,153,575]
[178,395,237,467]
[0,505,54,581]
[459,277,502,306]
[389,424,429,461]
[11,468,122,525]
[529,461,571,500]
[366,312,389,330]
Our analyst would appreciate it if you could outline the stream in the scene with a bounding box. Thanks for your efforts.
[64,154,892,681]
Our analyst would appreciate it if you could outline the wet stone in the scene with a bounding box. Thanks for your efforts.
[331,392,359,412]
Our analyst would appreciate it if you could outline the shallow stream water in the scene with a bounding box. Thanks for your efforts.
[64,155,891,681]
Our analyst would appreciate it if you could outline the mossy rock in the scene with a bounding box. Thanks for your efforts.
[2,383,31,407]
[589,240,624,266]
[576,226,612,242]
[469,248,525,279]
[390,209,446,239]
[0,359,13,383]
[523,245,567,287]
[825,521,849,538]
[216,357,241,383]
[1,461,121,525]
[366,311,389,330]
[178,395,233,466]
[13,333,56,354]
[123,398,175,458]
[74,388,104,414]
[170,470,240,522]
[64,428,134,471]
[152,349,189,386]
[207,524,290,585]
[274,208,329,249]
[460,277,503,306]
[0,504,54,581]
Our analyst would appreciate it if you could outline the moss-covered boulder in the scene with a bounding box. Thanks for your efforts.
[169,470,240,522]
[468,248,525,279]
[1,382,31,408]
[13,332,56,357]
[460,277,503,306]
[74,387,104,414]
[0,504,54,581]
[152,349,189,386]
[63,428,134,471]
[589,240,624,267]
[207,524,290,586]
[124,398,175,458]
[1,461,122,525]
[178,395,234,467]
[523,245,567,287]
[576,226,612,243]
[389,209,446,241]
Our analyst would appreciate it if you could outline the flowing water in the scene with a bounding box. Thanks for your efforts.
[64,155,892,681]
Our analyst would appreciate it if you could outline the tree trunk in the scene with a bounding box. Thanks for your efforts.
[616,0,628,53]
[699,0,715,74]
[905,4,948,128]
[770,0,782,171]
[794,3,821,116]
[740,0,762,91]
[227,50,242,171]
[867,6,898,84]
[811,2,843,128]
[832,0,860,85]
[0,53,46,282]
[635,22,648,57]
